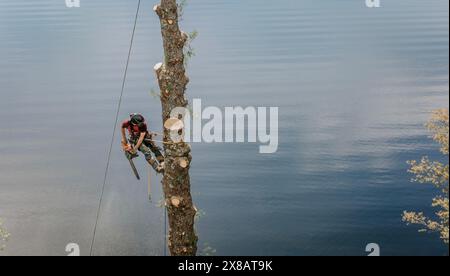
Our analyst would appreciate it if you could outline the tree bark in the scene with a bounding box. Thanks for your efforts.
[153,0,198,256]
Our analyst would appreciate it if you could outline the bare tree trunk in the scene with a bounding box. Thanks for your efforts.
[153,0,198,256]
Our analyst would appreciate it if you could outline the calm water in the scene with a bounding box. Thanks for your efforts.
[0,0,448,256]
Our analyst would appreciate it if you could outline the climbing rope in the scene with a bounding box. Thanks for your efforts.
[150,132,190,145]
[89,0,142,256]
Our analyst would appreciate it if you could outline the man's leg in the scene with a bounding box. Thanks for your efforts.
[138,142,164,174]
[146,140,165,164]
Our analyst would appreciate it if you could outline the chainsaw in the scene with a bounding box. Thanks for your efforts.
[122,141,140,180]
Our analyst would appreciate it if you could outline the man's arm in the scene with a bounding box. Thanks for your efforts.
[121,127,128,145]
[133,132,146,152]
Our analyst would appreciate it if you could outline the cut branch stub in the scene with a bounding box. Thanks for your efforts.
[164,118,185,143]
[154,62,164,75]
[153,4,162,17]
[164,118,184,132]
[177,157,189,169]
[181,32,189,44]
[170,196,182,208]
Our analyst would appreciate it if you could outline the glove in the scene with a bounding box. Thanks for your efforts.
[121,141,133,152]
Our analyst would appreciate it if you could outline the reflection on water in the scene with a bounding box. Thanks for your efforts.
[0,0,448,255]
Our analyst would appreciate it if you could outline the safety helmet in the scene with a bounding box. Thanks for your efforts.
[130,113,145,125]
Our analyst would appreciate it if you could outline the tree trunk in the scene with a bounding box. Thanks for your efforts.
[153,0,198,256]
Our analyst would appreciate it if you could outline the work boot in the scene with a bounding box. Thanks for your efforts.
[147,158,164,174]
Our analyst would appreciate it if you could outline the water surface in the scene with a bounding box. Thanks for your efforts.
[0,0,448,256]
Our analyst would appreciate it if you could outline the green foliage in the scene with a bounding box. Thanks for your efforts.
[199,243,217,256]
[177,0,188,21]
[184,30,198,66]
[156,198,166,209]
[0,219,9,251]
[150,88,161,99]
[188,30,198,41]
[194,208,206,222]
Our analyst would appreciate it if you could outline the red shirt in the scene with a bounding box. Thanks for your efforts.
[122,120,148,138]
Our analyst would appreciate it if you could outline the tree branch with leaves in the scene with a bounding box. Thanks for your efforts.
[403,109,449,245]
[0,219,9,251]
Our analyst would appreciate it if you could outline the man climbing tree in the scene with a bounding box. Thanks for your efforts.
[153,0,198,256]
[121,113,165,174]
